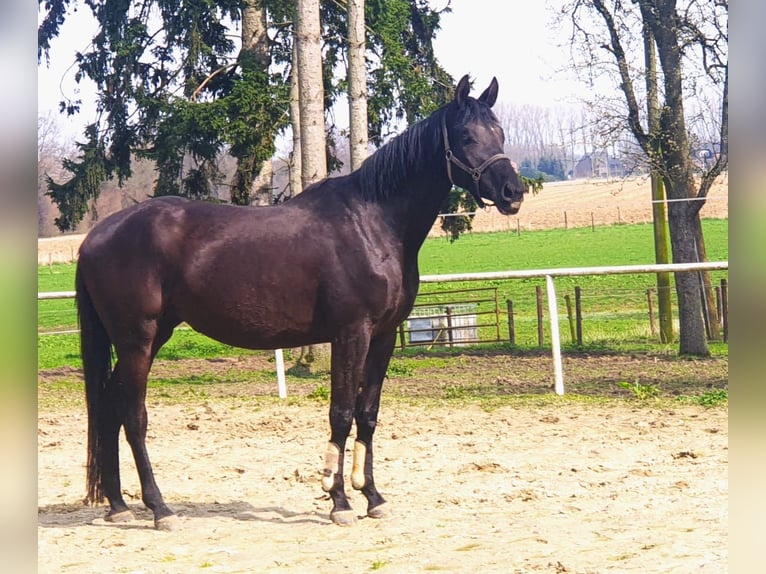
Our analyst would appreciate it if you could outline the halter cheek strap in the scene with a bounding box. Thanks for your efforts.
[442,114,513,208]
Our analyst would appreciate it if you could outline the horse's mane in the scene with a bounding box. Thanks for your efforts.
[356,106,445,202]
[356,98,497,202]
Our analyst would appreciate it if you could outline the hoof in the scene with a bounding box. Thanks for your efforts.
[367,502,390,520]
[105,509,135,523]
[155,514,182,531]
[330,509,358,526]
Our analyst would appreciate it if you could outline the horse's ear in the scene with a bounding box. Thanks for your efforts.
[478,77,499,107]
[455,75,471,107]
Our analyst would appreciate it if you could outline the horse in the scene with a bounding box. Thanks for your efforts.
[75,74,525,529]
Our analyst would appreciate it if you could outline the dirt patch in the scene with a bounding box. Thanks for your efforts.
[38,353,727,573]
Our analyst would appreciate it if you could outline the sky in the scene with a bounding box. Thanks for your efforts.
[431,1,586,108]
[37,1,588,140]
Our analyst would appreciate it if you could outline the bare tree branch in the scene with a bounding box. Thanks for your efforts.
[591,0,649,151]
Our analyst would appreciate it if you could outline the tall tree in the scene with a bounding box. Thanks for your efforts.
[39,0,288,225]
[296,0,330,372]
[296,0,326,189]
[564,0,728,355]
[642,16,673,344]
[38,0,457,231]
[347,0,368,171]
[287,40,302,200]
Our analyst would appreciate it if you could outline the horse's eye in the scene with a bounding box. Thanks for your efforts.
[462,135,476,145]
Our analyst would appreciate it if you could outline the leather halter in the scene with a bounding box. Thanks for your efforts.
[441,113,513,208]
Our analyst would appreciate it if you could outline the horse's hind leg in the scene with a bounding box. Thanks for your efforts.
[352,331,397,519]
[98,366,134,523]
[117,320,179,530]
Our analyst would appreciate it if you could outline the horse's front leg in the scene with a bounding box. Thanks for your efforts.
[321,329,372,526]
[351,331,397,519]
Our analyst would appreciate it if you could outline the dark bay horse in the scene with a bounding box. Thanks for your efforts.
[76,74,525,529]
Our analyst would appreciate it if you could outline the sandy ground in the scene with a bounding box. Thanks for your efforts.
[38,357,728,573]
[37,175,728,265]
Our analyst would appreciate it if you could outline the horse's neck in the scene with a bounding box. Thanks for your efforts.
[399,171,452,255]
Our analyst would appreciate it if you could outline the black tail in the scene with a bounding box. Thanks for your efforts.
[76,266,113,505]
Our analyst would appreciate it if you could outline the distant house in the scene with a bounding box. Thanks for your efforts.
[572,152,626,179]
[692,142,721,171]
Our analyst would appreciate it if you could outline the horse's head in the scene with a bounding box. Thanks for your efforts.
[443,75,525,215]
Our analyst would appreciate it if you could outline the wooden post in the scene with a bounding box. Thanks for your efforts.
[721,279,728,343]
[564,211,568,229]
[574,286,583,346]
[516,218,520,237]
[536,285,544,347]
[617,206,622,224]
[493,288,501,341]
[564,294,576,343]
[715,286,722,326]
[506,299,515,345]
[591,212,595,232]
[445,306,454,348]
[398,322,406,350]
[646,288,657,337]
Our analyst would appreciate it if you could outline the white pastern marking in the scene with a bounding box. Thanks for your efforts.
[321,442,340,492]
[351,440,366,490]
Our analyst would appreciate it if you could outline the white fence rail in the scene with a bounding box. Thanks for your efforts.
[38,261,728,396]
[420,261,729,395]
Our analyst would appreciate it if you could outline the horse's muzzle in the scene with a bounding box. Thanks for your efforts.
[497,201,521,216]
[497,183,524,215]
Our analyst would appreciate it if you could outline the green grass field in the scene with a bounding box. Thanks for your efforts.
[38,218,728,369]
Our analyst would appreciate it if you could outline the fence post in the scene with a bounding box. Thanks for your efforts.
[493,288,501,341]
[536,285,544,348]
[574,286,583,347]
[715,286,722,327]
[275,349,287,398]
[506,299,515,345]
[721,279,728,343]
[646,289,657,337]
[445,306,454,348]
[564,294,576,343]
[545,275,564,395]
[398,322,406,350]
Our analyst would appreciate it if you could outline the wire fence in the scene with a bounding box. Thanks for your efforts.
[39,274,729,348]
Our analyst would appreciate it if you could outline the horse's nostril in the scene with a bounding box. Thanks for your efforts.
[503,183,522,202]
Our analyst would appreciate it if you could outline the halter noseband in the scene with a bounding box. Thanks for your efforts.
[441,113,513,208]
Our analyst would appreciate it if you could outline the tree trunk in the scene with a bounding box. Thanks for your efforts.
[642,18,673,344]
[651,0,709,355]
[296,0,331,372]
[250,160,274,205]
[296,0,327,189]
[347,0,368,171]
[666,200,709,355]
[231,0,271,205]
[289,41,302,199]
[651,174,674,343]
